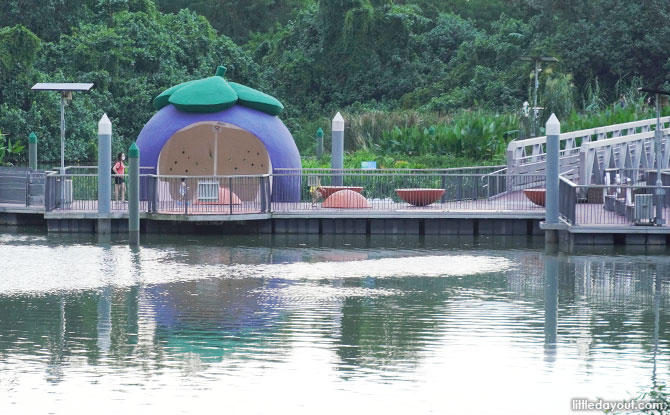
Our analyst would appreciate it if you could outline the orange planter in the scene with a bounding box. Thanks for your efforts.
[322,190,371,208]
[523,189,546,207]
[395,188,445,206]
[319,186,364,198]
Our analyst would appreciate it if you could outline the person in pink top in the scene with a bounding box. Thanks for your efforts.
[112,152,126,202]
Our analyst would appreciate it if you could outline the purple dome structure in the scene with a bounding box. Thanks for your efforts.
[136,67,302,202]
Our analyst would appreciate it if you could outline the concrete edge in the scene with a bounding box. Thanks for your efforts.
[0,206,46,214]
[144,213,272,222]
[44,211,131,219]
[272,212,546,220]
[566,225,670,234]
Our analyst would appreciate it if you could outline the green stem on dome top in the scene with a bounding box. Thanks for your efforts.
[215,66,227,78]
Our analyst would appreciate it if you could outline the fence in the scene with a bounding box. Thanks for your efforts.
[271,169,545,213]
[39,169,546,215]
[559,169,670,226]
[45,173,271,215]
[151,175,271,215]
[45,173,134,211]
[0,167,45,206]
[559,176,577,224]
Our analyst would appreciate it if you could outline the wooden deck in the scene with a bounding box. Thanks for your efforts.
[26,190,544,221]
[4,190,670,231]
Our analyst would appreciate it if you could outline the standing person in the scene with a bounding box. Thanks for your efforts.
[113,152,126,202]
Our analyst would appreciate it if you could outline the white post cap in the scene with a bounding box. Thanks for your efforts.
[546,113,560,136]
[98,113,112,135]
[332,112,344,132]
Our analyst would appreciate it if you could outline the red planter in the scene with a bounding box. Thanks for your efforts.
[523,189,546,207]
[319,186,364,198]
[395,188,445,206]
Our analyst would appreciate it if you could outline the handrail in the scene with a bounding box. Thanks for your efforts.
[153,174,271,179]
[488,166,507,175]
[559,175,578,187]
[274,166,504,172]
[271,172,530,177]
[507,116,670,152]
[515,148,580,162]
[61,165,155,171]
[47,173,272,179]
[571,184,670,189]
[579,129,669,151]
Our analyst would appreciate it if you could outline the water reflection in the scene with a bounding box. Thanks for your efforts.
[544,252,558,363]
[2,230,670,413]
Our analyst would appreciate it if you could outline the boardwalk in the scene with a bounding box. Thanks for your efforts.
[5,191,670,228]
[6,190,544,220]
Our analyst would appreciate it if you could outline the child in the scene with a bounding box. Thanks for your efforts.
[310,185,323,207]
[179,178,188,204]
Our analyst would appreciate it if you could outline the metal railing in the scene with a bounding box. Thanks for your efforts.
[508,116,670,165]
[559,176,577,224]
[275,166,505,174]
[506,116,670,186]
[271,170,545,213]
[45,172,139,211]
[0,167,46,207]
[61,165,156,174]
[559,174,670,226]
[44,173,272,215]
[42,170,546,215]
[151,175,271,215]
[0,169,30,204]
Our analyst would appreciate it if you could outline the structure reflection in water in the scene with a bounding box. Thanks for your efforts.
[544,251,558,363]
[2,231,670,413]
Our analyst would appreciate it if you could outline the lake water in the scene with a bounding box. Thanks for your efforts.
[1,228,669,414]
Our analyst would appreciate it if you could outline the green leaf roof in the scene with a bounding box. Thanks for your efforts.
[153,66,283,116]
[229,82,283,116]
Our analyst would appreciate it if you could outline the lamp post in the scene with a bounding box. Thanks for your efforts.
[31,83,94,174]
[638,87,670,225]
[519,56,558,137]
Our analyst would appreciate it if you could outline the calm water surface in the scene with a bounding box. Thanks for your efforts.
[1,228,669,414]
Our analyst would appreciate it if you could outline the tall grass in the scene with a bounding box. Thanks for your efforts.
[373,110,519,162]
[345,110,452,151]
[292,79,670,169]
[563,101,670,132]
[293,109,517,162]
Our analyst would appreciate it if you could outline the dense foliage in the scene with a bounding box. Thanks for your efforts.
[1,0,669,166]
